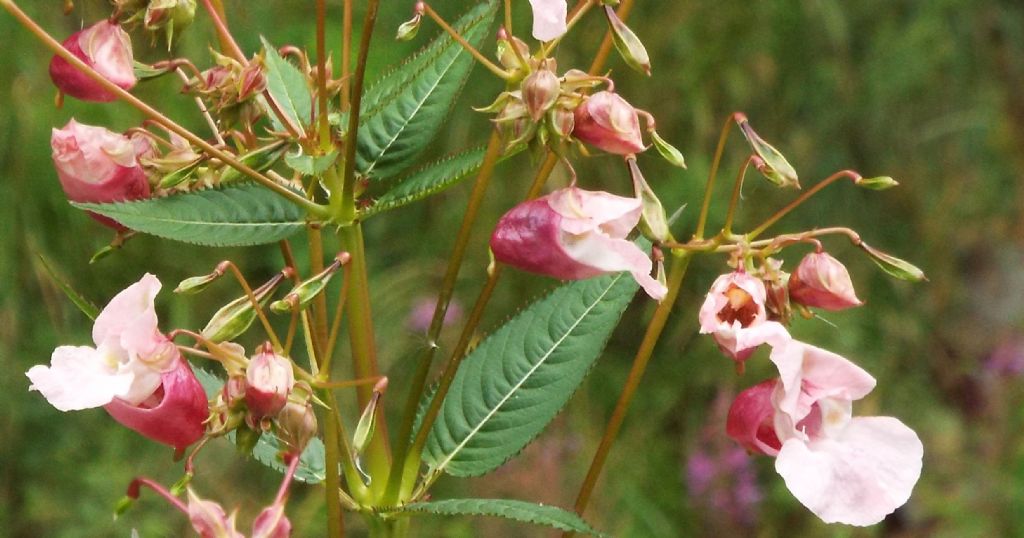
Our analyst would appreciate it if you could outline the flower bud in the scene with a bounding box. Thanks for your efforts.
[270,254,347,314]
[735,114,799,189]
[245,343,295,418]
[252,503,292,538]
[726,379,782,456]
[496,33,530,73]
[522,65,561,121]
[187,489,243,538]
[397,5,424,41]
[604,5,651,75]
[49,20,137,102]
[201,271,288,343]
[788,252,864,311]
[491,187,666,300]
[104,357,209,449]
[144,0,197,46]
[51,120,150,229]
[627,158,673,243]
[572,91,645,155]
[277,397,318,455]
[548,106,575,140]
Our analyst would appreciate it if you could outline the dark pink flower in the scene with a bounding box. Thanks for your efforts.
[725,379,781,456]
[572,91,645,155]
[788,252,863,311]
[49,20,136,102]
[490,187,666,300]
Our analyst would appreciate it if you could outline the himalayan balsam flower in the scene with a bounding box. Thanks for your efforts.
[245,343,295,418]
[728,340,923,526]
[490,187,667,300]
[26,274,207,448]
[788,251,864,311]
[528,0,567,41]
[698,271,790,360]
[51,119,151,229]
[572,91,645,155]
[49,20,137,102]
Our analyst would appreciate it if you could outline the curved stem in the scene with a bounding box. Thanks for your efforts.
[747,169,863,239]
[0,0,327,217]
[422,3,511,80]
[126,477,188,515]
[695,113,742,239]
[566,251,693,534]
[722,155,757,236]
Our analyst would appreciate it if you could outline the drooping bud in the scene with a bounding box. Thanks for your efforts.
[604,5,651,75]
[788,251,864,311]
[491,187,667,300]
[496,31,530,74]
[175,261,230,295]
[627,158,673,243]
[396,3,424,41]
[649,130,687,168]
[855,175,899,190]
[277,396,318,456]
[726,379,782,456]
[759,258,791,323]
[528,0,568,42]
[201,270,289,343]
[858,242,927,282]
[103,357,209,449]
[51,120,150,229]
[270,252,349,314]
[522,64,561,121]
[252,503,292,538]
[352,379,387,456]
[735,114,799,189]
[143,0,197,47]
[572,91,645,155]
[245,342,295,418]
[548,106,576,140]
[187,489,243,538]
[49,20,137,102]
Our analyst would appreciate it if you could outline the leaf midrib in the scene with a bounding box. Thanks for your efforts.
[429,273,624,472]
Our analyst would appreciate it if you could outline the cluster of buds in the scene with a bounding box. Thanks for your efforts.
[185,51,267,127]
[114,0,197,46]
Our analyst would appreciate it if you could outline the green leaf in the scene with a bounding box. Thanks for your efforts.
[34,253,100,320]
[219,142,288,183]
[261,37,313,130]
[423,273,638,477]
[74,184,306,247]
[393,499,609,537]
[133,61,175,80]
[285,149,339,176]
[251,432,326,484]
[355,0,498,180]
[363,145,521,218]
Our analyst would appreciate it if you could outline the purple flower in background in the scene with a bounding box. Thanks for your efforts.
[984,338,1024,377]
[685,443,762,527]
[407,296,463,333]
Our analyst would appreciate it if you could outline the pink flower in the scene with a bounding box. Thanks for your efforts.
[572,91,645,155]
[788,252,864,311]
[252,503,292,538]
[490,187,667,300]
[728,340,923,526]
[27,274,176,410]
[698,271,790,360]
[51,119,151,229]
[49,20,137,102]
[527,0,567,41]
[245,343,295,418]
[187,489,244,538]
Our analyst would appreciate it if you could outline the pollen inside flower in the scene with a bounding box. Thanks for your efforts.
[719,286,758,326]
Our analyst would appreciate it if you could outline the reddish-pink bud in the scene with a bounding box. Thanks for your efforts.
[572,91,645,155]
[251,503,292,538]
[104,356,209,449]
[51,119,150,229]
[522,67,560,121]
[187,489,243,538]
[48,20,137,102]
[245,343,295,418]
[726,379,782,456]
[788,252,863,311]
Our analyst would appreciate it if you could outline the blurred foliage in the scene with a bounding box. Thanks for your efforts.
[2,0,1024,536]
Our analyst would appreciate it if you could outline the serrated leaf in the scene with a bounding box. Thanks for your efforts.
[355,0,498,180]
[74,184,307,247]
[423,273,638,477]
[34,253,100,320]
[393,499,609,537]
[251,432,326,484]
[285,149,339,176]
[261,37,313,129]
[219,142,288,183]
[363,145,521,218]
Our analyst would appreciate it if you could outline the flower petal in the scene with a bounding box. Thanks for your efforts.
[775,416,923,526]
[26,346,132,411]
[560,230,666,299]
[528,0,567,41]
[769,340,876,423]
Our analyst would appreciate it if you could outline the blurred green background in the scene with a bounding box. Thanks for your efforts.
[2,0,1023,536]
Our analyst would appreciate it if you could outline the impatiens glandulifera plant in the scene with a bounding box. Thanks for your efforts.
[5,0,927,535]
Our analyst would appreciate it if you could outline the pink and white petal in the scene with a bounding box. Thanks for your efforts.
[569,189,642,238]
[26,346,131,411]
[698,274,733,333]
[769,340,875,422]
[117,358,165,406]
[730,272,769,307]
[92,273,162,347]
[733,321,791,354]
[561,231,666,299]
[528,0,567,41]
[775,416,923,526]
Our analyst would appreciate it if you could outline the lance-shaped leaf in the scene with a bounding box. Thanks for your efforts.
[423,272,638,477]
[261,36,313,130]
[393,499,609,537]
[355,0,498,180]
[34,253,100,320]
[74,184,307,247]
[362,145,522,218]
[735,114,799,188]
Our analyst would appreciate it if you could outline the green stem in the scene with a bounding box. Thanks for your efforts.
[423,3,511,80]
[0,0,327,218]
[323,398,346,538]
[722,155,756,236]
[747,169,863,240]
[339,0,380,222]
[308,226,331,364]
[566,251,692,535]
[383,131,505,504]
[695,113,742,239]
[316,0,332,151]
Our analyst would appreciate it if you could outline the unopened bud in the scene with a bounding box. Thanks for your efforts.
[735,114,799,189]
[548,106,575,140]
[856,175,899,190]
[397,5,423,41]
[252,503,291,538]
[245,342,295,418]
[201,271,287,343]
[628,159,673,243]
[496,33,530,73]
[352,381,386,455]
[522,66,561,121]
[270,254,347,314]
[650,130,687,168]
[144,0,197,47]
[187,489,243,538]
[788,251,863,311]
[277,398,318,456]
[175,262,229,294]
[859,242,927,282]
[234,424,261,455]
[604,6,651,76]
[572,91,645,155]
[49,21,137,102]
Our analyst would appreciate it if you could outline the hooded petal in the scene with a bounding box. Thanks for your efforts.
[92,274,173,369]
[528,0,567,41]
[559,228,666,300]
[726,379,782,456]
[26,345,133,411]
[547,187,642,238]
[775,416,923,526]
[491,197,603,280]
[768,340,876,424]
